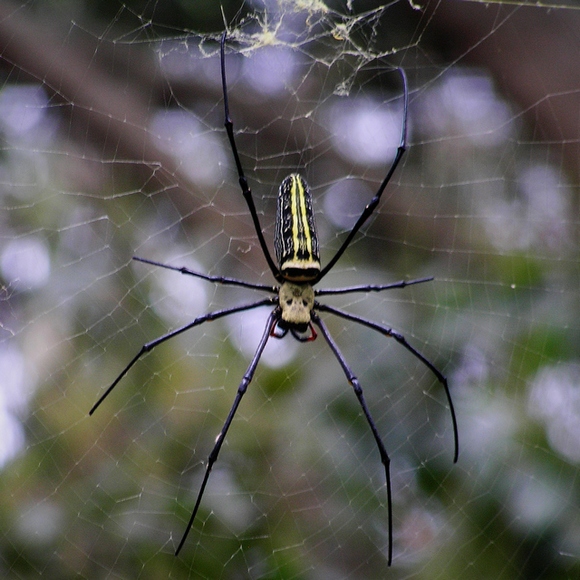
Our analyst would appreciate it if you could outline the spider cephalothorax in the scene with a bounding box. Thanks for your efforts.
[90,32,458,566]
[277,280,315,336]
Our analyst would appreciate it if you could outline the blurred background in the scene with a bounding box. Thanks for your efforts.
[0,0,579,578]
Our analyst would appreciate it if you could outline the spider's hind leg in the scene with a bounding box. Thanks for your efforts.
[220,32,280,281]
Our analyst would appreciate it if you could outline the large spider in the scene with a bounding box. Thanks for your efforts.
[90,32,458,565]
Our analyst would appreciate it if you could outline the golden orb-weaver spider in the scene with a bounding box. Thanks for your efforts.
[90,32,458,565]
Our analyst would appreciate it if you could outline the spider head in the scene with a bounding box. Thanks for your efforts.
[278,281,315,329]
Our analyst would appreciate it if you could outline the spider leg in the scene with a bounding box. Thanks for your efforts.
[89,297,275,416]
[175,308,279,555]
[317,302,459,464]
[316,276,433,297]
[316,67,409,282]
[220,32,281,282]
[312,312,394,566]
[133,256,277,294]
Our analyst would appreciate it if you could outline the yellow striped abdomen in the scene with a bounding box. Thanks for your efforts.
[274,174,320,282]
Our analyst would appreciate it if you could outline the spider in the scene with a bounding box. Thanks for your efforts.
[90,32,458,566]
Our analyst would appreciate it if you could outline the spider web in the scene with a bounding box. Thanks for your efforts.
[1,0,579,578]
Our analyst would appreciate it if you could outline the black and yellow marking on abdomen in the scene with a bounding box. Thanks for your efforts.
[274,173,321,282]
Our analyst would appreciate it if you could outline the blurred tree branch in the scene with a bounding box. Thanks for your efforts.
[0,2,196,202]
[423,0,580,191]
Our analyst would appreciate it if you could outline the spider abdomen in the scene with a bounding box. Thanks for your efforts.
[274,174,321,282]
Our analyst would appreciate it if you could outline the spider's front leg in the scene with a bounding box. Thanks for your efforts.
[312,311,394,565]
[175,308,279,555]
